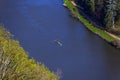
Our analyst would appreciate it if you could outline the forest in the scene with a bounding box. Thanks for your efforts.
[75,0,120,34]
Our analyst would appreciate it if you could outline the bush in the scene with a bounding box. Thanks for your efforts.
[111,40,120,48]
[108,27,120,35]
[0,26,59,80]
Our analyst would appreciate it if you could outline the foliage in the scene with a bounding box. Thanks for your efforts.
[75,0,120,33]
[115,0,120,25]
[63,0,115,42]
[104,0,117,29]
[0,26,59,80]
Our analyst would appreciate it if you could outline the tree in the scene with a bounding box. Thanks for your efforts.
[105,0,117,29]
[115,0,120,26]
[0,26,59,80]
[80,0,95,15]
[89,0,95,13]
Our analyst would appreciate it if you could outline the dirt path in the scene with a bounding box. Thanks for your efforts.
[105,31,120,41]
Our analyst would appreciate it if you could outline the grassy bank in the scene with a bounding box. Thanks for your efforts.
[0,26,59,80]
[63,0,115,42]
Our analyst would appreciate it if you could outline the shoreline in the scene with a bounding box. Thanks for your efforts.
[63,0,120,49]
[0,26,59,79]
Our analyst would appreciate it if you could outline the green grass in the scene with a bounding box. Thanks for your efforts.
[0,26,59,80]
[63,0,115,42]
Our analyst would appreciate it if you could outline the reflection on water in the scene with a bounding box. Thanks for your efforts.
[0,0,120,80]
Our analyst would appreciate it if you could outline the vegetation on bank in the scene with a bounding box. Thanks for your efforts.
[63,0,115,42]
[0,26,59,80]
[75,0,120,34]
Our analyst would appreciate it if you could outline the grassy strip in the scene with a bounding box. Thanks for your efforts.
[63,0,115,42]
[0,26,59,80]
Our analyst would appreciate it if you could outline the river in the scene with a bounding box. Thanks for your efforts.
[0,0,120,80]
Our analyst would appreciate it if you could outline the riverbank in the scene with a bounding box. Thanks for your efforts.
[0,26,59,80]
[63,0,120,48]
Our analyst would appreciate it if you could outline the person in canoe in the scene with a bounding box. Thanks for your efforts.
[54,40,63,46]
